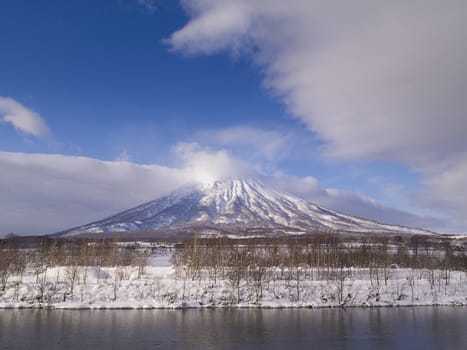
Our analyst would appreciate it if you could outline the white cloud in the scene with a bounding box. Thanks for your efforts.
[168,0,467,232]
[168,1,252,55]
[413,153,467,232]
[172,142,254,183]
[0,97,50,137]
[0,152,185,234]
[0,148,253,234]
[1,149,448,235]
[169,1,467,162]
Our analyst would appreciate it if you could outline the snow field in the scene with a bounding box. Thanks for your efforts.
[0,254,465,309]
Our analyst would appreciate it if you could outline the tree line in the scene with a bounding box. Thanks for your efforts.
[0,233,465,305]
[171,234,466,303]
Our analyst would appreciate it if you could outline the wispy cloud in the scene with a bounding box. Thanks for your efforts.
[265,174,449,233]
[137,0,157,12]
[115,149,131,162]
[0,97,51,137]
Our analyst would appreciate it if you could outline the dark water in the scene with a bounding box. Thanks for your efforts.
[0,307,466,350]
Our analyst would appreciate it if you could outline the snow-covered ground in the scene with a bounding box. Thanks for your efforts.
[0,253,465,309]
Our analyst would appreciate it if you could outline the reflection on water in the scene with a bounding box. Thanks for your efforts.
[0,307,466,350]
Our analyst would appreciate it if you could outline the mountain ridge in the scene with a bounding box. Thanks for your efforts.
[57,178,435,237]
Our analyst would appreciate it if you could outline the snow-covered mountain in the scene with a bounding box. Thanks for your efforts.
[58,178,434,237]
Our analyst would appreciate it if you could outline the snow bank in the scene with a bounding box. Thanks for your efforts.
[0,261,465,310]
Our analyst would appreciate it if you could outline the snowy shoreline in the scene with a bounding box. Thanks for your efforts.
[1,262,465,310]
[1,304,465,310]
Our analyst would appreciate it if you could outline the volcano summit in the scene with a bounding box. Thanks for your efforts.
[57,178,434,238]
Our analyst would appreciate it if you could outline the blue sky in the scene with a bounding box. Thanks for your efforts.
[0,1,275,158]
[1,0,466,234]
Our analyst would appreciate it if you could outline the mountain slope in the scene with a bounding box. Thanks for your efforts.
[58,178,434,237]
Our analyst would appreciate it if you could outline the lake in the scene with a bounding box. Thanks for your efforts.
[0,307,466,349]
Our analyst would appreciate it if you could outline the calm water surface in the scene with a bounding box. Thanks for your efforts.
[0,307,466,350]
